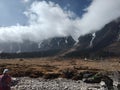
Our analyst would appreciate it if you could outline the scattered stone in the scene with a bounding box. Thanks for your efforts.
[11,77,99,90]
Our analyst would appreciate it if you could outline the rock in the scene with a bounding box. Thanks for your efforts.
[11,78,19,86]
[83,73,102,83]
[102,76,113,89]
[117,84,120,89]
[87,86,101,90]
[100,81,106,87]
[83,77,101,83]
[11,76,118,90]
[11,77,94,90]
[113,81,119,87]
[82,71,96,78]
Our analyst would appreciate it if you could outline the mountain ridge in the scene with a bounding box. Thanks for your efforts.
[0,18,120,58]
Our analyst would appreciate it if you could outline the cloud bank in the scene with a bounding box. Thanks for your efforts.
[0,0,120,44]
[80,0,120,33]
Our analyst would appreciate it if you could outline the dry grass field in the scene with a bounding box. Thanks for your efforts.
[0,57,120,79]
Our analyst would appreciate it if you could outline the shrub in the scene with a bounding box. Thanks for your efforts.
[61,69,77,79]
[43,73,60,79]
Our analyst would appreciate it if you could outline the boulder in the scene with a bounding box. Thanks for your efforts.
[83,73,103,83]
[102,76,113,89]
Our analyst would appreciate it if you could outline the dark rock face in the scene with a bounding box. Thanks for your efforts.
[92,21,120,51]
[40,36,75,50]
[76,20,120,51]
[0,36,75,53]
[0,36,75,58]
[79,20,120,51]
[77,34,92,49]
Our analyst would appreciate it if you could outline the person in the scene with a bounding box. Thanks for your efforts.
[0,69,12,90]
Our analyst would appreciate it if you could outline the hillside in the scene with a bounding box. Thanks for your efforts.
[62,18,120,58]
[0,18,120,58]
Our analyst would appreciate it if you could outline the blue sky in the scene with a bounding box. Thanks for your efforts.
[0,0,27,26]
[45,0,91,16]
[0,0,91,26]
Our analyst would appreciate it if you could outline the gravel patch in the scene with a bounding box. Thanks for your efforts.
[11,77,107,90]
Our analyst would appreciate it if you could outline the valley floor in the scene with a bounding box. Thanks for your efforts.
[0,57,120,75]
[0,57,120,90]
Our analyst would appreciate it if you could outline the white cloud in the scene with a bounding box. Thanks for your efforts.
[79,0,120,33]
[0,0,120,44]
[0,1,80,43]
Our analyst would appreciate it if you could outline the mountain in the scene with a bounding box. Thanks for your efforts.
[0,36,75,53]
[0,18,120,58]
[40,36,75,50]
[62,18,120,58]
[0,36,75,58]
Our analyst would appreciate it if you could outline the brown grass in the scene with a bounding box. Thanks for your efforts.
[0,57,119,78]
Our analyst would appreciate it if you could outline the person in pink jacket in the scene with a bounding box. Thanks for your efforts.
[0,69,12,90]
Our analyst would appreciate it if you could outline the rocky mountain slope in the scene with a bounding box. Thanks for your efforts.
[0,18,120,58]
[62,18,120,58]
[0,37,75,53]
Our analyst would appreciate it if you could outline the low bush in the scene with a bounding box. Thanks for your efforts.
[43,73,60,79]
[61,69,77,79]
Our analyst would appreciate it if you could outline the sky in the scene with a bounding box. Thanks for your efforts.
[0,0,27,26]
[0,0,91,26]
[0,0,120,44]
